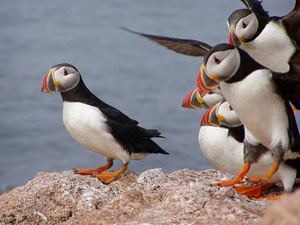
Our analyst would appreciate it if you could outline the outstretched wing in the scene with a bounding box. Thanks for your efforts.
[240,0,269,17]
[122,27,212,56]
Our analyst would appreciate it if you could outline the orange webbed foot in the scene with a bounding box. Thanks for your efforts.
[211,162,251,187]
[251,194,283,201]
[211,176,244,187]
[92,164,128,184]
[234,183,274,198]
[73,160,113,175]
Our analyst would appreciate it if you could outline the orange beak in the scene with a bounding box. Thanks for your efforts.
[41,70,56,93]
[197,64,220,97]
[229,27,240,47]
[182,88,204,109]
[201,103,221,127]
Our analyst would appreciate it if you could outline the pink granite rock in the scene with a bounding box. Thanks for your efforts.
[260,187,300,225]
[0,168,282,224]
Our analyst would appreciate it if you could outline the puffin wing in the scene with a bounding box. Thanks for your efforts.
[88,97,139,125]
[106,119,168,155]
[100,105,139,125]
[273,63,300,109]
[240,0,269,17]
[122,27,212,56]
[282,0,300,46]
[272,72,300,152]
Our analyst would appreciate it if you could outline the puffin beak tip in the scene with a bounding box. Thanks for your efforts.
[41,70,57,93]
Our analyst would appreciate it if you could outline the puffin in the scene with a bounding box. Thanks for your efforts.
[182,87,224,109]
[199,101,300,199]
[122,27,300,106]
[41,63,168,184]
[197,43,300,194]
[228,0,300,107]
[228,0,300,72]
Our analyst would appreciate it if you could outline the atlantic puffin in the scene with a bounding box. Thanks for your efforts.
[199,101,300,199]
[197,43,300,191]
[228,0,300,71]
[41,63,168,184]
[182,87,224,109]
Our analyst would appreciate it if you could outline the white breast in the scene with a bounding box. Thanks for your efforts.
[220,70,289,149]
[62,102,131,164]
[241,21,296,73]
[198,126,244,174]
[198,126,296,191]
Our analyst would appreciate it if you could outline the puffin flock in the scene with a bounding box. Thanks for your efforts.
[41,0,300,199]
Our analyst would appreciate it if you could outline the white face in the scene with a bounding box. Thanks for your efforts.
[52,66,80,92]
[206,48,241,82]
[235,13,258,41]
[218,101,242,127]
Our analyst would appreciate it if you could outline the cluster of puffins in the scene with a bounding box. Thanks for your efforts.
[41,0,300,199]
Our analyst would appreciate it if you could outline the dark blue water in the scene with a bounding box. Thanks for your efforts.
[0,0,295,192]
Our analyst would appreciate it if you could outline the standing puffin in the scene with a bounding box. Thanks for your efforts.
[197,43,300,192]
[41,63,168,184]
[200,101,300,199]
[228,0,300,73]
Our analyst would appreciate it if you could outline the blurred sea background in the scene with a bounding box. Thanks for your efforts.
[0,0,295,193]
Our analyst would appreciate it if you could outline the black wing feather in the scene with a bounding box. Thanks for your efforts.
[106,119,169,155]
[122,27,211,56]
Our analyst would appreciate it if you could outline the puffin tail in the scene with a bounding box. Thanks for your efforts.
[144,129,165,139]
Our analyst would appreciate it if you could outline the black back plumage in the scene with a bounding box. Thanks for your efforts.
[61,75,168,155]
[227,125,245,143]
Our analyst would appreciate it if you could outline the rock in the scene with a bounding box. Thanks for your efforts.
[260,188,300,225]
[0,168,281,224]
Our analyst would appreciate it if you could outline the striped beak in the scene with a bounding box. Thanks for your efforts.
[229,26,241,47]
[197,64,220,97]
[201,102,221,127]
[182,88,204,109]
[41,70,57,93]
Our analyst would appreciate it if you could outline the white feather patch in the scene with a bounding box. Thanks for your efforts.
[241,21,296,73]
[62,102,131,164]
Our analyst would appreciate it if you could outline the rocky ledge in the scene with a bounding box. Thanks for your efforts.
[0,168,299,225]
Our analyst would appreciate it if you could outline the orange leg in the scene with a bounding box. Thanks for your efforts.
[92,163,128,184]
[247,162,279,183]
[211,162,251,187]
[73,159,113,175]
[234,183,274,198]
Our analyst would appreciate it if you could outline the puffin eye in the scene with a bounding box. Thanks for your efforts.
[242,21,248,29]
[214,57,221,64]
[64,69,69,76]
[229,106,233,110]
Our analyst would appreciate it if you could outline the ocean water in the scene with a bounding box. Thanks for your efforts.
[0,0,295,192]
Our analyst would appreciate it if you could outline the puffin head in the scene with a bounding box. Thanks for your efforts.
[217,101,242,127]
[197,44,240,97]
[182,88,224,109]
[201,101,242,128]
[227,9,259,46]
[182,88,205,109]
[41,63,80,93]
